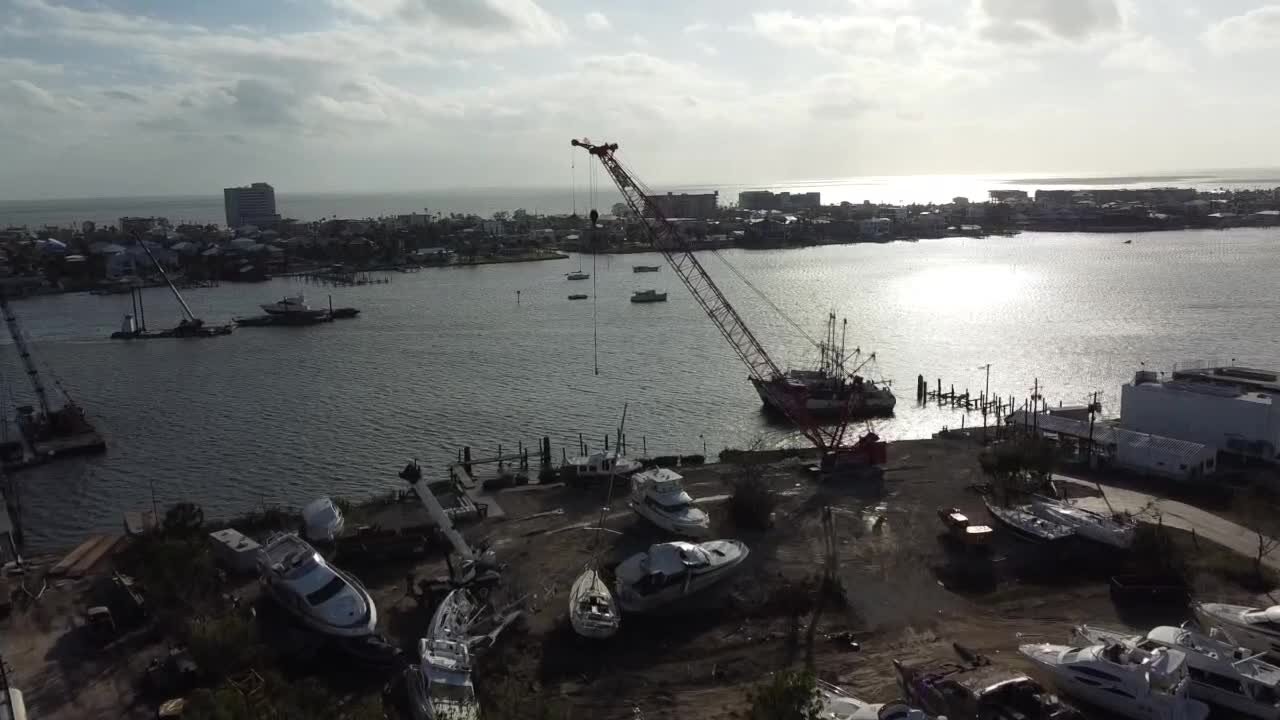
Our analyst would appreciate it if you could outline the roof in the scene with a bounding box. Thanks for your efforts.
[1007,411,1210,459]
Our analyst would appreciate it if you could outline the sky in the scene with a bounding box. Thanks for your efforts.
[3,0,1280,198]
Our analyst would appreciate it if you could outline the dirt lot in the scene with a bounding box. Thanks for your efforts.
[2,437,1273,719]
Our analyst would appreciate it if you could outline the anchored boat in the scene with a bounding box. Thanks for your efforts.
[563,451,643,483]
[257,533,376,638]
[753,312,895,418]
[633,265,660,273]
[630,289,667,303]
[629,468,711,537]
[1075,624,1280,720]
[568,568,619,639]
[614,540,749,613]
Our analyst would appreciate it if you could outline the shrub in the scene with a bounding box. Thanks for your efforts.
[730,475,777,530]
[749,669,822,720]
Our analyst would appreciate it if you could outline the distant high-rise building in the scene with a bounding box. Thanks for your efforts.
[224,182,281,228]
[644,191,718,219]
[737,190,820,211]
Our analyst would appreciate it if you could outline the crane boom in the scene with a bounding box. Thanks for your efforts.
[0,293,52,417]
[572,139,858,453]
[133,236,198,324]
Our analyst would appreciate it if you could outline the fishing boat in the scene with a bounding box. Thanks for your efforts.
[568,567,619,639]
[630,289,667,303]
[1019,641,1209,720]
[257,533,377,638]
[563,451,643,482]
[404,638,480,720]
[1194,603,1280,660]
[983,497,1075,544]
[614,540,749,613]
[633,265,660,273]
[893,644,1079,720]
[752,313,895,418]
[301,497,345,544]
[629,468,711,537]
[1075,624,1280,720]
[1027,496,1136,549]
[568,294,588,300]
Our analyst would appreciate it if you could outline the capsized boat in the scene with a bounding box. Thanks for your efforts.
[1194,602,1280,660]
[614,540,749,613]
[629,468,711,537]
[563,451,643,482]
[257,533,376,637]
[1019,641,1209,720]
[1028,496,1136,549]
[984,497,1075,544]
[1076,624,1280,720]
[301,496,345,543]
[404,638,479,720]
[568,567,619,639]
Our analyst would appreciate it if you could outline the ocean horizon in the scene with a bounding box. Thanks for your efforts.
[4,167,1280,229]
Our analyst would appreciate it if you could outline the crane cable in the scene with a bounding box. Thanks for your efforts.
[708,249,819,348]
[590,160,599,376]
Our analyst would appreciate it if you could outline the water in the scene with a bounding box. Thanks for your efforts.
[4,168,1279,228]
[4,228,1278,551]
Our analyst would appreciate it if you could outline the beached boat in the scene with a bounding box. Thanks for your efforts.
[429,588,478,642]
[614,540,749,613]
[1020,641,1209,720]
[819,679,921,720]
[630,289,667,303]
[1076,624,1280,720]
[563,451,643,482]
[405,638,479,720]
[568,567,619,639]
[301,497,345,543]
[633,265,660,273]
[629,468,711,537]
[257,533,376,638]
[1028,496,1136,549]
[983,497,1075,544]
[893,645,1078,720]
[937,507,993,547]
[1194,603,1280,660]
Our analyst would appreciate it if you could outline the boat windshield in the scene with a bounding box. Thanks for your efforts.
[306,576,348,606]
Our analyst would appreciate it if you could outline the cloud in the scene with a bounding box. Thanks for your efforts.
[751,11,927,56]
[976,0,1122,44]
[103,89,144,103]
[683,22,710,34]
[1102,35,1185,72]
[1204,5,1280,54]
[329,0,565,44]
[9,79,63,112]
[584,11,610,31]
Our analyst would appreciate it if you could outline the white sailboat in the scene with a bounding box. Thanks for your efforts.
[629,468,711,537]
[1076,624,1280,720]
[568,567,619,639]
[1020,641,1209,720]
[1028,496,1136,549]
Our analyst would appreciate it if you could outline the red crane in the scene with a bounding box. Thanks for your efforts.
[571,139,885,468]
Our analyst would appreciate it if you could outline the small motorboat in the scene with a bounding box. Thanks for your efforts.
[568,294,588,300]
[629,468,711,537]
[630,289,667,303]
[937,507,993,547]
[614,540,749,613]
[1028,496,1136,549]
[1019,641,1209,720]
[1194,602,1280,661]
[568,567,619,639]
[563,451,643,483]
[984,497,1075,544]
[633,265,660,273]
[257,533,376,637]
[405,638,480,720]
[301,497,345,543]
[566,271,590,281]
[1075,624,1280,720]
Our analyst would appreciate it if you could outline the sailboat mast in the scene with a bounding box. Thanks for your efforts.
[0,294,52,417]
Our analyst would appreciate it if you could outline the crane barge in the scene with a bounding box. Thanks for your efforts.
[110,237,233,339]
[571,138,885,472]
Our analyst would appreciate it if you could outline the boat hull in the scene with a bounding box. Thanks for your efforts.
[263,568,377,638]
[630,500,711,537]
[1020,645,1210,720]
[615,540,749,613]
[751,376,896,417]
[569,569,620,639]
[984,499,1075,544]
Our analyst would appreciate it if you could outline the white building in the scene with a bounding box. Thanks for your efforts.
[1121,367,1280,462]
[223,182,280,228]
[1008,410,1217,482]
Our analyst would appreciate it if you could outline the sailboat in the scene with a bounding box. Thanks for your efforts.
[568,405,626,639]
[566,254,589,280]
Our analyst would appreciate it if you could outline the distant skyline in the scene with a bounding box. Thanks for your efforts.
[4,0,1280,199]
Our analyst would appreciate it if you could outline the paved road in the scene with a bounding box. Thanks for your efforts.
[1056,474,1280,571]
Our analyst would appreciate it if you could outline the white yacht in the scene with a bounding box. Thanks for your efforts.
[629,468,711,537]
[261,295,315,314]
[1028,497,1136,549]
[818,679,921,720]
[404,639,479,720]
[614,540,749,613]
[1020,641,1209,720]
[563,451,643,482]
[257,533,377,637]
[1076,624,1280,720]
[1195,603,1280,659]
[301,496,345,543]
[984,498,1075,544]
[568,567,619,639]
